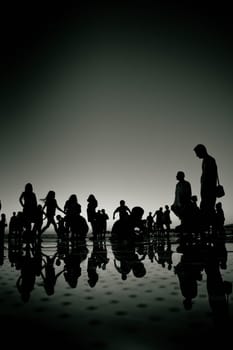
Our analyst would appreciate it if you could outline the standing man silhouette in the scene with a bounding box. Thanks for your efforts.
[193,144,218,230]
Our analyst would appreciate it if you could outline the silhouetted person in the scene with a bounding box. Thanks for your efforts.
[56,214,66,238]
[171,171,192,232]
[214,202,225,237]
[130,206,145,234]
[100,209,109,235]
[146,212,154,233]
[113,200,131,221]
[19,182,37,231]
[153,207,164,234]
[190,195,201,235]
[87,194,98,237]
[40,190,64,236]
[193,144,218,230]
[64,194,82,233]
[163,205,172,235]
[69,213,89,240]
[112,206,145,239]
[9,211,17,235]
[0,213,7,238]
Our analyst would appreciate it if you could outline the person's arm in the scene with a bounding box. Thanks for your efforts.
[56,202,65,214]
[126,206,131,214]
[113,208,118,219]
[188,182,192,199]
[19,193,24,207]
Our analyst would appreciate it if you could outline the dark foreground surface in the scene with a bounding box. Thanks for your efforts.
[0,231,233,349]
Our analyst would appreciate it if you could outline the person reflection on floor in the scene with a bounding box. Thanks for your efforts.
[174,237,205,310]
[16,241,37,302]
[111,236,146,280]
[205,239,232,329]
[154,236,173,271]
[40,252,64,296]
[63,238,88,288]
[87,257,99,288]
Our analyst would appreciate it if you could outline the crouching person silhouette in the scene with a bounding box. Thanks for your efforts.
[111,206,145,240]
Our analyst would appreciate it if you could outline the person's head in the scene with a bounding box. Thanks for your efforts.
[47,190,55,200]
[176,171,185,181]
[69,194,77,203]
[193,144,207,158]
[120,200,125,206]
[87,194,96,202]
[131,206,144,220]
[132,262,146,278]
[88,272,98,287]
[25,183,33,193]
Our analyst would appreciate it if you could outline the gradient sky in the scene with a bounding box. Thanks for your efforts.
[1,2,233,228]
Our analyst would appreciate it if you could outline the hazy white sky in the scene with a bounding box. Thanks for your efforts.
[1,3,233,228]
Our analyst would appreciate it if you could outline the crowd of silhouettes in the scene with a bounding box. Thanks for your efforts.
[0,144,228,243]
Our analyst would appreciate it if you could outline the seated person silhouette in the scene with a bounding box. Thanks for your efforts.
[111,206,145,239]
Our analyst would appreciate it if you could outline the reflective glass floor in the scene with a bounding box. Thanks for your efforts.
[0,232,233,349]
